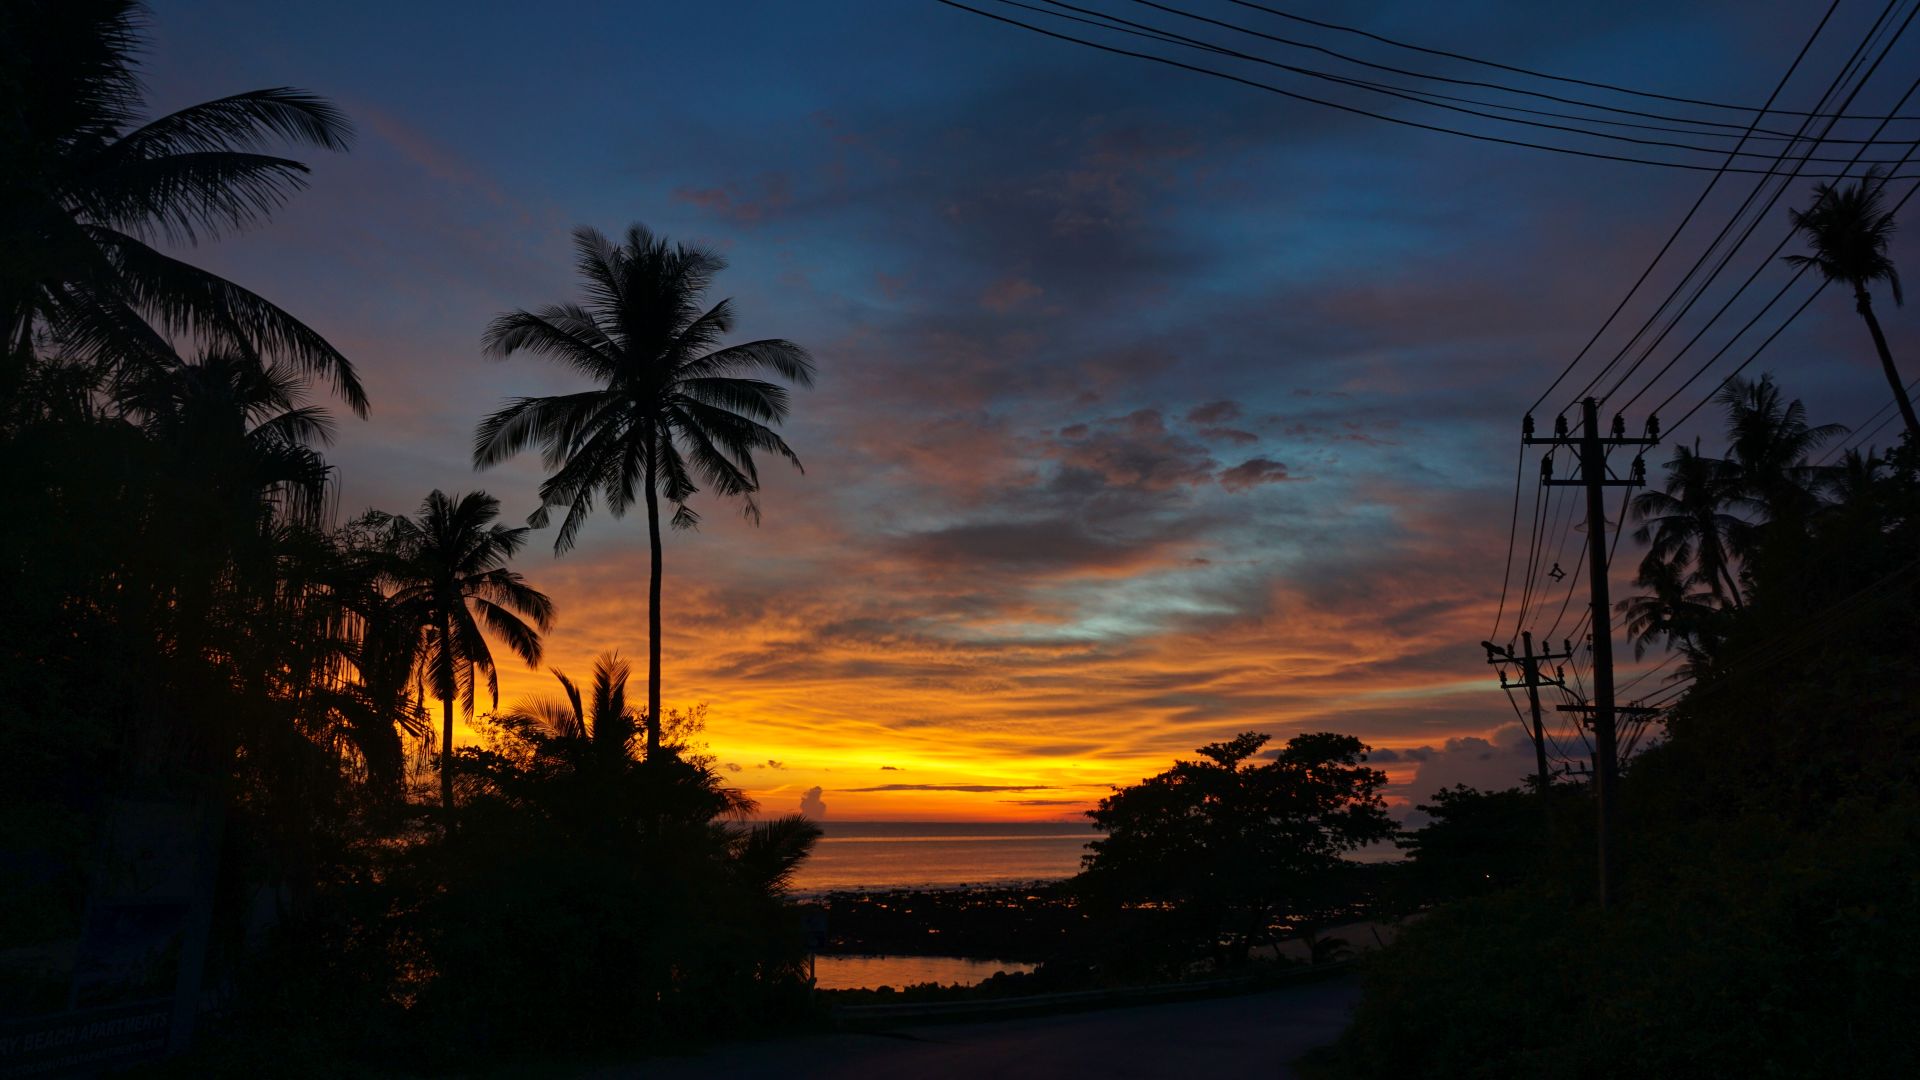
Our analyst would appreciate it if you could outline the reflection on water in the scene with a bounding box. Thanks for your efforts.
[813,953,1036,991]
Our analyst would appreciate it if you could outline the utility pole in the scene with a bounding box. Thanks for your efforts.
[1523,397,1658,911]
[1482,632,1575,799]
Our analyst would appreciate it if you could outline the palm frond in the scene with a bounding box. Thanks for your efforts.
[680,338,816,387]
[72,151,314,246]
[87,226,367,413]
[108,88,355,156]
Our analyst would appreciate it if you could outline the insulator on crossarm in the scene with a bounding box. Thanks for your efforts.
[1554,414,1569,438]
[1631,457,1646,484]
[1541,453,1554,480]
[1645,414,1660,439]
[1522,414,1535,438]
[1612,413,1626,437]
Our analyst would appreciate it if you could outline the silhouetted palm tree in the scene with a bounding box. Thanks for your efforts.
[1784,168,1914,440]
[1629,440,1748,609]
[367,491,555,818]
[117,351,336,528]
[473,225,814,757]
[324,554,432,799]
[1716,374,1845,527]
[507,651,638,759]
[1617,556,1722,661]
[0,0,361,409]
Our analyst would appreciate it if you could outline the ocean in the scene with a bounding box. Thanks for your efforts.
[792,820,1095,895]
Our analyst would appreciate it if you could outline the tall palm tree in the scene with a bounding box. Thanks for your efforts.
[0,0,363,410]
[473,224,814,758]
[507,651,638,759]
[1629,440,1749,609]
[367,490,555,818]
[1784,167,1914,440]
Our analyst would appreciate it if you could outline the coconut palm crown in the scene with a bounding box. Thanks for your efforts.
[1783,167,1914,440]
[473,224,814,757]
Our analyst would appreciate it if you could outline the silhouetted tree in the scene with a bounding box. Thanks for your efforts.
[1715,374,1845,529]
[1629,439,1749,609]
[1078,732,1393,968]
[363,491,554,818]
[1784,167,1914,439]
[0,0,362,409]
[473,225,814,757]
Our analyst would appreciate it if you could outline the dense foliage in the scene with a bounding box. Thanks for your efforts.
[1308,391,1920,1079]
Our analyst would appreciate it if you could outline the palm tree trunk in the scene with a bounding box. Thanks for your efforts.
[439,622,456,827]
[440,693,455,822]
[1857,289,1920,441]
[644,448,663,760]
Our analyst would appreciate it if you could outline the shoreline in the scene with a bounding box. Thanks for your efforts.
[794,875,1069,903]
[805,881,1082,962]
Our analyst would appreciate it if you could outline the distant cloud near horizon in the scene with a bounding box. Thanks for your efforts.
[846,783,1054,793]
[800,785,827,817]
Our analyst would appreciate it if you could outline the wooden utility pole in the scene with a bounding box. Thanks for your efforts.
[1482,632,1574,798]
[1523,398,1658,911]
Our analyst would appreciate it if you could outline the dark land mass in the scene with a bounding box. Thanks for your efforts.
[812,883,1082,962]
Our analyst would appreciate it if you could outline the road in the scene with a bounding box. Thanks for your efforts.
[594,976,1360,1079]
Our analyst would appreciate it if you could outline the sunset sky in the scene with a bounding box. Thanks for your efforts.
[141,1,1916,819]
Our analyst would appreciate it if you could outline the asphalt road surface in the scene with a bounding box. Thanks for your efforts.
[596,976,1361,1079]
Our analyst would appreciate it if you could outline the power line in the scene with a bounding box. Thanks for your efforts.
[1651,163,1920,437]
[1603,31,1920,418]
[1114,0,1920,144]
[1489,446,1526,637]
[1576,0,1913,414]
[1223,0,1920,121]
[1001,1,1920,164]
[1818,372,1920,461]
[936,1,1920,179]
[1523,0,1852,414]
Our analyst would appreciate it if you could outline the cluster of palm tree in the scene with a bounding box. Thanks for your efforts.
[4,0,818,823]
[5,13,828,1040]
[1620,374,1867,664]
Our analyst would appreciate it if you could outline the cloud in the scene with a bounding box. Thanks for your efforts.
[1218,457,1299,491]
[1046,410,1216,493]
[1198,426,1259,445]
[799,785,827,817]
[844,784,1055,793]
[724,762,744,773]
[1185,401,1241,425]
[672,173,792,224]
[879,765,901,770]
[981,276,1044,312]
[1387,726,1543,824]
